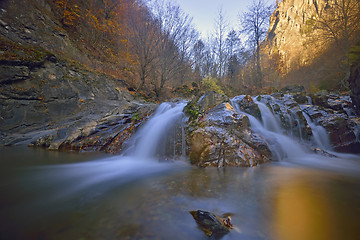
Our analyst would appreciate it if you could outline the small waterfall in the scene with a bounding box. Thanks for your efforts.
[255,101,283,133]
[30,102,189,200]
[232,96,360,170]
[124,102,187,159]
[232,98,307,161]
[302,112,332,150]
[306,96,312,105]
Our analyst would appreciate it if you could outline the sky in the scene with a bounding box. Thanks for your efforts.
[176,0,275,38]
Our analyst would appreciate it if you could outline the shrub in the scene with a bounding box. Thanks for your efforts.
[200,76,224,95]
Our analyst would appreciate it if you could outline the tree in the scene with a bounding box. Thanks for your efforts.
[226,30,241,57]
[55,0,80,27]
[240,0,273,88]
[193,39,206,80]
[126,3,161,90]
[225,30,243,83]
[213,7,229,81]
[313,0,360,53]
[147,0,199,95]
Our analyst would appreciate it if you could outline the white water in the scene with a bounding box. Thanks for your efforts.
[123,102,187,158]
[231,96,360,171]
[302,112,332,149]
[29,102,189,200]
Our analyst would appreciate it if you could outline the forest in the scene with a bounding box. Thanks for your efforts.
[48,0,360,100]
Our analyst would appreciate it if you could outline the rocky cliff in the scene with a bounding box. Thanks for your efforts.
[265,0,321,72]
[0,0,152,147]
[262,0,360,89]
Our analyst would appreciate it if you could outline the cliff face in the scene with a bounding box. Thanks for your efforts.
[262,0,359,89]
[0,0,136,146]
[265,0,320,72]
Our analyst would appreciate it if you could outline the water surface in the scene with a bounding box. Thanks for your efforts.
[0,146,359,240]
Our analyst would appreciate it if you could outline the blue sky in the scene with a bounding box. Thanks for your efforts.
[176,0,275,38]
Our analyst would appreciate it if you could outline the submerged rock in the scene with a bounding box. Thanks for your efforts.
[189,210,233,239]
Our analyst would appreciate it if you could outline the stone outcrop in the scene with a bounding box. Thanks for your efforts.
[30,101,157,153]
[0,54,143,148]
[185,92,271,167]
[261,0,359,89]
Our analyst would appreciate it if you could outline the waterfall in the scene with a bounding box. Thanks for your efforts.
[255,101,283,133]
[231,96,360,170]
[30,102,189,199]
[123,101,187,159]
[302,112,332,150]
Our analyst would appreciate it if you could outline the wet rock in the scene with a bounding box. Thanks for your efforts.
[189,210,232,239]
[311,90,330,108]
[303,105,360,153]
[29,102,158,153]
[234,95,261,120]
[186,99,271,167]
[293,93,308,104]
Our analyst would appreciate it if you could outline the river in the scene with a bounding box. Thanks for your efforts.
[0,146,359,240]
[1,100,360,240]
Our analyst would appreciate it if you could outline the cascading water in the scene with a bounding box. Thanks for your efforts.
[232,97,308,161]
[123,101,187,159]
[231,96,360,170]
[302,112,332,150]
[27,102,189,201]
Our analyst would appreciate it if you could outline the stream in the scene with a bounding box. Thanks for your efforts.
[1,100,360,240]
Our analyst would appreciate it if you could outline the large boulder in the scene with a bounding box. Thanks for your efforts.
[280,85,306,94]
[185,96,271,167]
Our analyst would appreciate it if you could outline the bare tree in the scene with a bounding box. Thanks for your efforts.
[213,7,229,81]
[225,30,243,84]
[193,39,206,79]
[147,0,199,94]
[313,0,360,54]
[240,0,273,88]
[126,3,160,91]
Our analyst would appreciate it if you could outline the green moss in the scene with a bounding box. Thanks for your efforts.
[0,37,54,63]
[184,100,203,121]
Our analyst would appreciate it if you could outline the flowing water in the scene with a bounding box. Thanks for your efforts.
[0,100,360,240]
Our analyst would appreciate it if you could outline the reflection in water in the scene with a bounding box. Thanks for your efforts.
[0,147,360,240]
[273,178,335,240]
[269,169,360,240]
